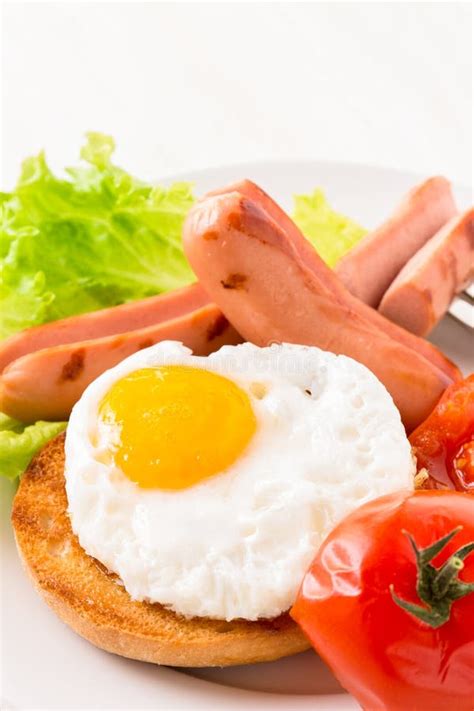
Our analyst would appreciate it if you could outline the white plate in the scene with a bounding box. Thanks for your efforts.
[1,161,472,711]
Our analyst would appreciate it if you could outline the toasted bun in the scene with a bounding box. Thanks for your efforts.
[12,434,309,667]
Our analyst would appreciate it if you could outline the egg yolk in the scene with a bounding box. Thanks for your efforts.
[99,366,257,490]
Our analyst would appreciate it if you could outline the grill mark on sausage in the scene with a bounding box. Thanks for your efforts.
[227,206,245,232]
[111,335,126,349]
[60,349,85,382]
[203,230,219,241]
[206,313,230,341]
[137,339,154,351]
[220,273,248,290]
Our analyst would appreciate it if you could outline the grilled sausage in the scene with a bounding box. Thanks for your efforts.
[183,181,460,432]
[335,177,457,307]
[0,283,209,373]
[0,304,241,422]
[207,180,459,382]
[379,208,474,336]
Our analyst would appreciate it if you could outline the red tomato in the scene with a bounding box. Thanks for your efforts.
[291,490,474,711]
[409,374,474,492]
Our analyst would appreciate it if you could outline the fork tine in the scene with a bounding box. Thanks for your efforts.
[464,283,474,301]
[448,294,474,328]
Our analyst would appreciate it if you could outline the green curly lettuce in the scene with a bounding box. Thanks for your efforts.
[0,414,66,481]
[0,132,195,341]
[292,188,367,267]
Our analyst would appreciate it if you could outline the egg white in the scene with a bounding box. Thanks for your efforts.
[65,341,414,621]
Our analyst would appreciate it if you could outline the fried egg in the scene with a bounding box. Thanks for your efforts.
[65,341,414,621]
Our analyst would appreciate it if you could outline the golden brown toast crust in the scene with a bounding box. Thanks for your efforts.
[12,434,309,667]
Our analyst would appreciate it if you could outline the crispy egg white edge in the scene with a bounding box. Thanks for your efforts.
[65,341,415,621]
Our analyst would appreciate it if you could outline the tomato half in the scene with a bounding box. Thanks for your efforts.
[291,490,474,711]
[409,374,474,492]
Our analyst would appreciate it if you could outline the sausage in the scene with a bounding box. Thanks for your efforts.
[207,180,458,383]
[183,182,460,432]
[335,177,458,307]
[0,305,241,422]
[379,209,474,336]
[0,283,209,373]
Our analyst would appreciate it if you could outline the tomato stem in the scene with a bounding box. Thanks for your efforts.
[390,527,474,629]
[433,557,464,599]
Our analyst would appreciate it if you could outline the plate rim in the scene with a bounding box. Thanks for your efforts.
[157,157,472,194]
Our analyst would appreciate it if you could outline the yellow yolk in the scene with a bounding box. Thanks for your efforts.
[99,366,257,490]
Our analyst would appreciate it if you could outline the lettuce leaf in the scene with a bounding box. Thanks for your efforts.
[0,132,195,340]
[0,414,66,481]
[292,189,367,267]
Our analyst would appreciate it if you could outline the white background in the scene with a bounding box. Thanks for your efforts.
[2,1,473,188]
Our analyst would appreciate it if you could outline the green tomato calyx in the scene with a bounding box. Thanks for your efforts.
[390,526,474,629]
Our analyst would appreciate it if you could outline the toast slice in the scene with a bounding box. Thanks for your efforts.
[12,434,309,667]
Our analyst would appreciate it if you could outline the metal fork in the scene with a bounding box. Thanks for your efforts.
[448,283,474,328]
